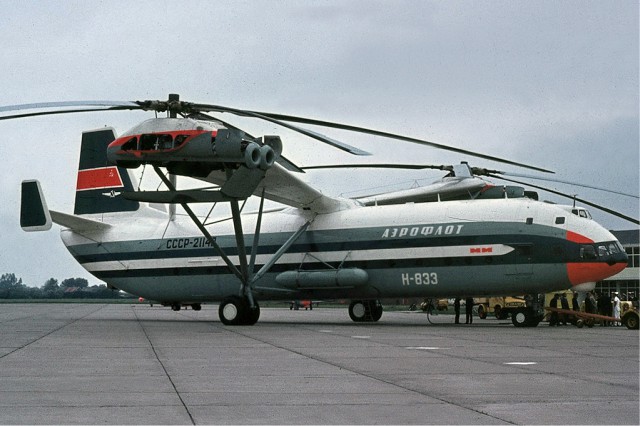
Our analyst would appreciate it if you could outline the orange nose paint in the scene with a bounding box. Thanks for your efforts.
[567,262,627,285]
[566,230,594,244]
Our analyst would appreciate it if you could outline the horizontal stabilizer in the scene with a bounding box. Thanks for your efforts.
[20,180,52,232]
[49,210,111,232]
[21,180,110,233]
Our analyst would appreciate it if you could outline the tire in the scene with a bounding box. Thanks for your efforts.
[349,300,367,322]
[219,296,247,325]
[495,305,508,320]
[478,305,487,319]
[191,303,202,311]
[529,314,543,327]
[370,300,383,322]
[623,312,639,330]
[511,308,531,327]
[243,303,260,326]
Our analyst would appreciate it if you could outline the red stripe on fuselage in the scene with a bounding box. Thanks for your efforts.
[566,230,594,244]
[77,167,123,191]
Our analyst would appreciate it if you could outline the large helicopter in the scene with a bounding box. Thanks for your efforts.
[3,94,633,326]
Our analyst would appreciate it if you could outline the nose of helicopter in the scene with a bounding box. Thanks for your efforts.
[567,246,628,286]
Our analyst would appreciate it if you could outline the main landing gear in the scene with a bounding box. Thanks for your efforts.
[149,165,310,327]
[219,296,261,325]
[511,307,543,327]
[349,300,383,322]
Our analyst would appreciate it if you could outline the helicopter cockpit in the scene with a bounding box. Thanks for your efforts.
[559,205,592,220]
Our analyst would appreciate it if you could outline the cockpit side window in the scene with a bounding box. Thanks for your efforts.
[122,137,137,151]
[580,245,597,260]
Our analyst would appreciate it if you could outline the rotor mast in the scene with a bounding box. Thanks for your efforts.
[167,93,179,221]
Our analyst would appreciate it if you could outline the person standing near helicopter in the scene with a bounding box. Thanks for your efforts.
[465,297,474,324]
[612,292,621,326]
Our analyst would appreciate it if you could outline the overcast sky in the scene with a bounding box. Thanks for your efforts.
[0,0,638,287]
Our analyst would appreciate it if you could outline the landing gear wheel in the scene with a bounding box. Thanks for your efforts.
[219,296,247,325]
[219,297,260,326]
[511,308,531,327]
[349,300,383,322]
[349,300,367,322]
[369,300,383,322]
[243,303,260,326]
[529,314,543,327]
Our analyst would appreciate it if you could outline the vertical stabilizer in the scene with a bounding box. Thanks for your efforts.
[20,180,52,231]
[74,128,140,215]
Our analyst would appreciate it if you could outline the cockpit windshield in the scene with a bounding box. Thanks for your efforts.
[597,241,624,257]
[571,208,592,219]
[581,241,625,259]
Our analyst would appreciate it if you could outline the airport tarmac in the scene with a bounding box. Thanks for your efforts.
[0,303,638,425]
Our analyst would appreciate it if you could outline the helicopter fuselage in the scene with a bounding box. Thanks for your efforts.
[60,197,627,304]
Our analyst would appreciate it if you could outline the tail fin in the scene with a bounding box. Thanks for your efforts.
[74,128,140,215]
[20,180,52,231]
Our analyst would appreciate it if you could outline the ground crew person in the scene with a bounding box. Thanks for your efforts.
[454,297,461,324]
[465,297,474,324]
[571,293,580,324]
[584,291,595,314]
[549,294,560,326]
[560,293,570,325]
[612,292,621,326]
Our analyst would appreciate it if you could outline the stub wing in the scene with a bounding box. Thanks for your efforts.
[201,164,355,213]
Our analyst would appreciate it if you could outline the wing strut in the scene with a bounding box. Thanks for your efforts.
[149,166,314,325]
[152,166,244,281]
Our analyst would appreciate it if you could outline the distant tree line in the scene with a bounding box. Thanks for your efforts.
[0,273,127,299]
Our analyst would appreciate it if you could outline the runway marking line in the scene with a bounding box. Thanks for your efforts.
[405,346,450,350]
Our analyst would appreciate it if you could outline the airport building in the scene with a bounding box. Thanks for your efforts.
[599,230,639,301]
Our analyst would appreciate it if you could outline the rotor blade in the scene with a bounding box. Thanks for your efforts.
[487,174,639,225]
[475,168,638,199]
[188,103,370,156]
[275,155,306,173]
[302,163,449,171]
[0,101,141,121]
[247,111,553,174]
[0,100,138,112]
